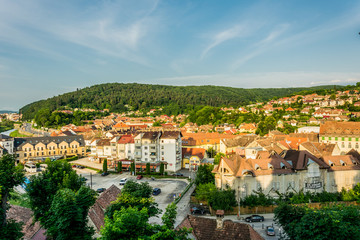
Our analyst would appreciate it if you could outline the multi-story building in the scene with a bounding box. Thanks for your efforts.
[117,135,135,160]
[134,131,182,172]
[0,134,14,156]
[319,121,360,154]
[14,136,85,163]
[213,150,360,199]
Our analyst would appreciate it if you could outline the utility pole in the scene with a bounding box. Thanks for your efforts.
[237,186,241,220]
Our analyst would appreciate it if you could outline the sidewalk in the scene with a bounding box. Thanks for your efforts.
[70,157,103,170]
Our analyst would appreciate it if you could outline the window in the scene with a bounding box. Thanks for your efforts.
[356,143,359,149]
[357,138,359,141]
[161,146,164,149]
[144,147,148,150]
[349,143,352,148]
[335,137,338,141]
[342,142,345,148]
[342,137,345,141]
[272,182,280,190]
[162,151,164,155]
[349,137,352,141]
[328,137,331,140]
[322,137,325,140]
[145,152,147,155]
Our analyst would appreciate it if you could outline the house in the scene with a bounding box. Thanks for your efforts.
[319,121,360,154]
[182,132,237,152]
[299,142,341,158]
[238,123,257,133]
[0,134,14,156]
[213,150,360,198]
[182,147,207,171]
[88,185,121,233]
[177,213,263,240]
[219,135,257,154]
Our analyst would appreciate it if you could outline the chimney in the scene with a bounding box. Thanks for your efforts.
[216,210,225,229]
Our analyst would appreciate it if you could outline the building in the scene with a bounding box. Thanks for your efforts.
[14,135,85,163]
[319,121,360,154]
[177,213,263,240]
[182,147,207,170]
[0,134,14,156]
[219,135,257,154]
[213,150,360,198]
[134,131,182,172]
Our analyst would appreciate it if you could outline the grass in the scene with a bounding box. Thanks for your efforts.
[9,130,30,137]
[9,191,31,208]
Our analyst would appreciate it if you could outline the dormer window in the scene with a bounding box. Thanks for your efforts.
[340,160,346,166]
[255,164,260,171]
[268,163,274,170]
[280,162,286,169]
[329,160,334,167]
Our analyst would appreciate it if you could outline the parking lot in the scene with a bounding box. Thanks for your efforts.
[74,167,190,225]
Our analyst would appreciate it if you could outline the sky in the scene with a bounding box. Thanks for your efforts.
[1,0,360,111]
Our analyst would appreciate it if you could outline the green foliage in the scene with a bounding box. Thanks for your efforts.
[208,188,237,211]
[26,160,84,223]
[117,161,122,173]
[241,191,274,208]
[214,152,225,165]
[146,163,151,175]
[131,162,136,175]
[105,193,160,220]
[256,116,277,136]
[44,187,97,240]
[9,192,31,208]
[0,154,25,240]
[122,180,153,199]
[20,83,338,120]
[195,183,217,202]
[0,120,14,133]
[160,162,164,175]
[103,159,108,173]
[274,204,360,240]
[195,165,214,186]
[206,147,216,158]
[101,204,191,240]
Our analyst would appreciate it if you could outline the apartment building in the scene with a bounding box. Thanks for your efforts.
[14,135,85,163]
[0,134,14,157]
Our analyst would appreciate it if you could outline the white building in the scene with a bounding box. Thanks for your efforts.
[160,131,182,172]
[0,134,14,156]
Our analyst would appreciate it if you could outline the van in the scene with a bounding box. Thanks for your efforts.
[153,188,161,196]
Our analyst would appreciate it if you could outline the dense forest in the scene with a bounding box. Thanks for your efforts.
[20,83,338,120]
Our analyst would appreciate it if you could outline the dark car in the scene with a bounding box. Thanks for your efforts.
[245,215,264,222]
[153,188,161,196]
[190,207,204,215]
[77,165,85,169]
[80,177,88,182]
[96,188,106,193]
[136,175,143,180]
[266,226,275,236]
[172,173,184,177]
[101,172,109,176]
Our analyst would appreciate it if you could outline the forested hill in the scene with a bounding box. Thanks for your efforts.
[20,83,336,119]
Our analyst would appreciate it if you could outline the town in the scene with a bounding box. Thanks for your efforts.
[1,87,360,239]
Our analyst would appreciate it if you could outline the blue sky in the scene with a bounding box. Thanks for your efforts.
[1,0,360,110]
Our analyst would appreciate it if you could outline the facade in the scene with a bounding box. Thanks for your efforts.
[182,147,207,170]
[134,131,182,172]
[213,150,360,199]
[14,135,85,163]
[319,121,360,154]
[0,134,14,156]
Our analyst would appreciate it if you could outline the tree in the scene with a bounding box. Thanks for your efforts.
[131,162,136,175]
[274,204,360,240]
[117,161,122,173]
[195,165,214,185]
[195,183,217,201]
[0,154,25,240]
[214,153,225,165]
[160,163,164,175]
[206,147,216,158]
[26,160,84,224]
[105,193,160,219]
[208,188,237,211]
[44,187,97,240]
[146,162,151,175]
[103,159,108,173]
[122,180,153,199]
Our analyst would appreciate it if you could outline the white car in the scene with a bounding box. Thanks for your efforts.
[119,178,127,185]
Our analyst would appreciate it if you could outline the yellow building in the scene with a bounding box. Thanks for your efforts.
[14,136,85,163]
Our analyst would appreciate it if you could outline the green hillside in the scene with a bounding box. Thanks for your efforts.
[20,83,338,120]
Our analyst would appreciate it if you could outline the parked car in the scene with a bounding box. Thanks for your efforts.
[136,175,143,180]
[172,173,184,177]
[96,188,106,193]
[190,207,204,215]
[153,188,161,196]
[266,226,275,236]
[80,177,87,182]
[72,165,77,168]
[119,178,127,185]
[77,165,85,169]
[245,215,264,222]
[101,172,109,176]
